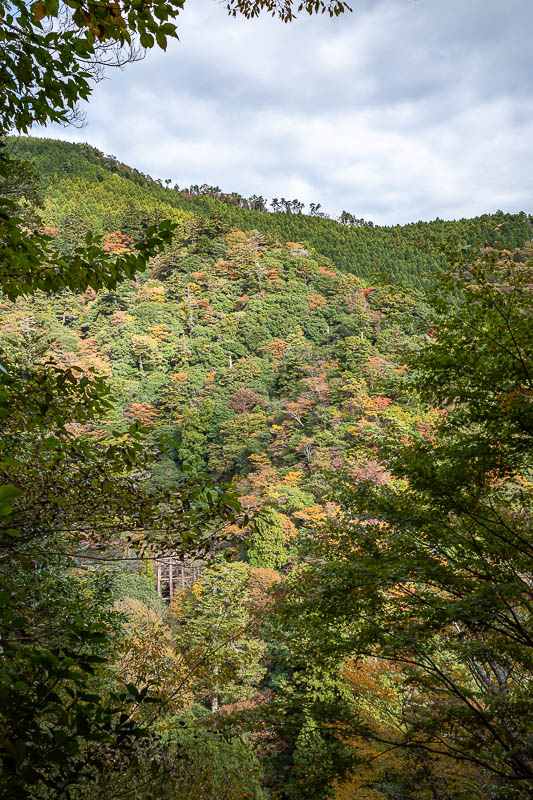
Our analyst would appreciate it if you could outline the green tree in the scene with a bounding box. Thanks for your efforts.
[0,325,240,798]
[130,332,160,373]
[175,560,266,712]
[0,1,357,797]
[248,509,291,569]
[177,402,216,473]
[209,410,268,474]
[280,246,533,797]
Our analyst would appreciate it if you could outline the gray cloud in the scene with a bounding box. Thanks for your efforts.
[35,0,533,224]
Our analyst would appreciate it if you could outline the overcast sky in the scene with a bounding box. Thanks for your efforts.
[34,0,533,225]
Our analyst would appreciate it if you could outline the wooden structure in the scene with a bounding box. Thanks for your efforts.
[74,547,203,603]
[154,556,203,600]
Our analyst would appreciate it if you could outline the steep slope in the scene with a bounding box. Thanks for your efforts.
[0,215,434,566]
[5,134,532,800]
[3,133,529,556]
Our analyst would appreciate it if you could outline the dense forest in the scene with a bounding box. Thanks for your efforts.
[2,133,532,800]
[1,2,532,799]
[8,136,532,287]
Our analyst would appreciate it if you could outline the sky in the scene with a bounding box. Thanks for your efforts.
[34,0,533,225]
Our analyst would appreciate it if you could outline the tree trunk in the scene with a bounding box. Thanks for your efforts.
[211,665,219,712]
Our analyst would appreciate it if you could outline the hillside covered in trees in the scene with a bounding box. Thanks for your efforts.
[2,0,533,793]
[9,136,532,287]
[1,143,437,547]
[1,133,532,800]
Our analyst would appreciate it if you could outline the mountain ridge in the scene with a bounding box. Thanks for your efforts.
[9,135,532,286]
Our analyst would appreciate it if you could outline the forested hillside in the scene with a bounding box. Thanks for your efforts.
[1,192,434,551]
[2,134,532,800]
[3,0,532,795]
[10,136,532,286]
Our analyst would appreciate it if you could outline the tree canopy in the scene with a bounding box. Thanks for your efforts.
[1,1,532,798]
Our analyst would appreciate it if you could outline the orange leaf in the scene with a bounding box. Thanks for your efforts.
[33,1,46,21]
